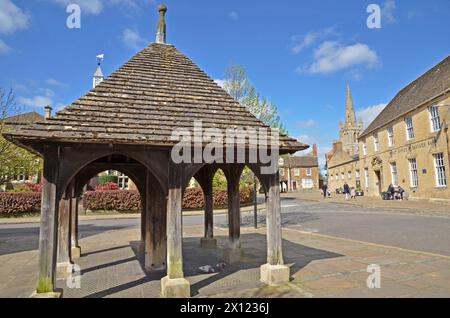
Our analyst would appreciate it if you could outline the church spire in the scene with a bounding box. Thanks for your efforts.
[346,84,356,124]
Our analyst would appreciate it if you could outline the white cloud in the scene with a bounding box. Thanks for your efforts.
[120,28,147,50]
[229,11,239,21]
[49,0,140,15]
[296,119,316,129]
[0,0,30,35]
[290,27,336,54]
[303,41,379,75]
[297,134,315,145]
[18,95,53,108]
[46,78,69,88]
[382,0,396,24]
[214,79,226,89]
[0,38,11,54]
[356,103,387,127]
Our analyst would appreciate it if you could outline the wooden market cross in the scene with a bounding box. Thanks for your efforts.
[3,5,307,298]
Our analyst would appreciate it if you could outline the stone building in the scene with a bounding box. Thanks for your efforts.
[326,141,361,192]
[326,86,363,192]
[279,144,319,191]
[328,55,450,201]
[339,86,364,157]
[358,55,450,201]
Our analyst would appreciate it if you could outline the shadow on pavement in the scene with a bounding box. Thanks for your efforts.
[75,233,342,298]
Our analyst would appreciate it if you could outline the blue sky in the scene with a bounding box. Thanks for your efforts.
[1,0,450,167]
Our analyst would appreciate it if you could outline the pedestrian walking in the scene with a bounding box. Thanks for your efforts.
[350,187,356,199]
[343,182,350,200]
[322,184,328,199]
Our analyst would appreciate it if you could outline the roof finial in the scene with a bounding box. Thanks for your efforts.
[156,4,167,44]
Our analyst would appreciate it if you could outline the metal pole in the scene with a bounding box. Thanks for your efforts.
[253,175,257,229]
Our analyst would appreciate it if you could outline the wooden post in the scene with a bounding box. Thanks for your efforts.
[260,172,290,286]
[199,167,216,248]
[161,162,190,298]
[140,177,147,254]
[70,195,81,259]
[145,169,167,271]
[34,145,61,296]
[57,191,72,277]
[223,165,244,263]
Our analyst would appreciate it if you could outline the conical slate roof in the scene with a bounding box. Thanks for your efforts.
[4,43,306,153]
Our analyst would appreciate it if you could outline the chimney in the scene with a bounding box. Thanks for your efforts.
[156,4,167,44]
[44,106,52,119]
[334,141,343,152]
[312,144,318,157]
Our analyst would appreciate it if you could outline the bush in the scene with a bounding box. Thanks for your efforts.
[95,182,119,191]
[98,175,118,186]
[82,187,255,212]
[24,182,43,193]
[0,192,41,214]
[82,190,141,211]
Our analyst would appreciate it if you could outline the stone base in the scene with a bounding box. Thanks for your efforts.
[57,262,74,279]
[71,246,81,259]
[30,290,62,298]
[161,276,190,298]
[200,237,217,248]
[145,262,166,272]
[260,263,290,286]
[223,247,243,264]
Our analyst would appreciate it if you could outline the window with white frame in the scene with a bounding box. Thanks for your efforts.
[364,168,369,188]
[405,116,414,140]
[118,173,129,190]
[362,141,367,156]
[330,175,334,181]
[409,158,419,188]
[347,171,352,179]
[390,162,398,186]
[302,179,314,189]
[294,168,300,177]
[356,170,360,179]
[341,173,345,180]
[434,153,447,187]
[373,133,379,152]
[387,127,395,147]
[306,168,312,176]
[429,105,441,132]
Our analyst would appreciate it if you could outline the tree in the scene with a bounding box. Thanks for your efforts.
[224,64,287,134]
[222,64,289,190]
[224,64,251,104]
[0,88,42,189]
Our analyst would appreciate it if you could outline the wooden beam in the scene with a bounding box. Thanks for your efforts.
[145,169,167,270]
[57,194,72,268]
[36,145,60,294]
[166,163,184,279]
[265,172,284,265]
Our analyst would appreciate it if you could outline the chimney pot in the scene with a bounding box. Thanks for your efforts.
[44,106,52,119]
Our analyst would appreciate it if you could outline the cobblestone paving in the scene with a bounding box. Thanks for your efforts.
[1,224,450,298]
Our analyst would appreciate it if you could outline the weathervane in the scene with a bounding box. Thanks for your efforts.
[96,53,104,65]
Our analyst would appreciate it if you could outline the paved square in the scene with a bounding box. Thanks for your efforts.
[1,220,450,298]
